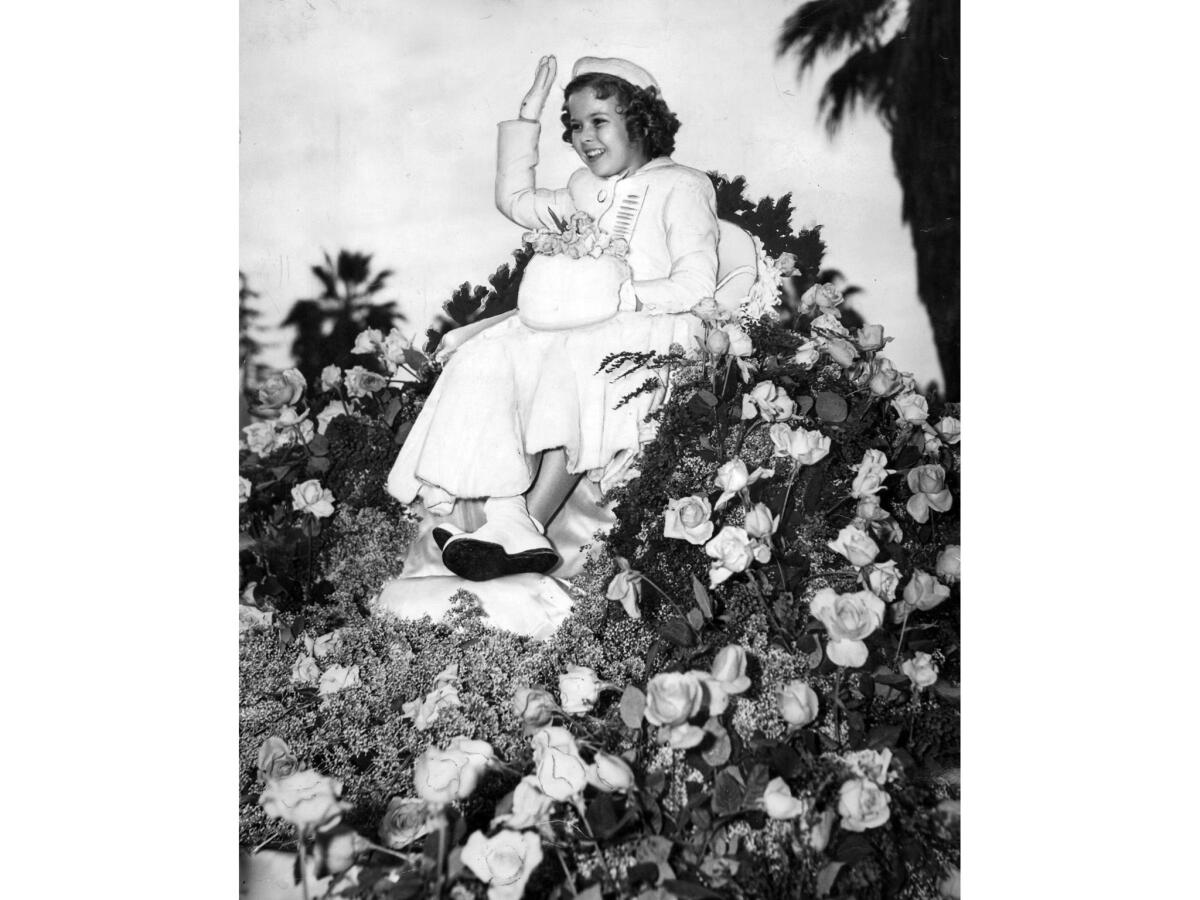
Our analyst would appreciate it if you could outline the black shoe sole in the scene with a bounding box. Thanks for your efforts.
[432,526,454,550]
[441,538,560,582]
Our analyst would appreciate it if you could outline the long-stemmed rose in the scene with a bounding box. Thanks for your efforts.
[558,665,603,715]
[769,424,831,465]
[704,645,753,715]
[643,672,706,748]
[705,526,768,588]
[713,458,774,510]
[852,449,893,499]
[257,368,306,409]
[663,495,715,545]
[810,588,886,667]
[461,829,543,900]
[292,479,335,519]
[741,380,796,422]
[605,557,643,619]
[906,464,953,523]
[530,726,589,801]
[413,737,495,806]
[837,777,891,831]
[827,524,880,567]
[259,770,352,833]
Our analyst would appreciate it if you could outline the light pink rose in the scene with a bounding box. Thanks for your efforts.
[344,365,387,399]
[664,495,714,545]
[239,476,252,504]
[811,312,848,335]
[714,459,774,509]
[257,736,300,781]
[867,358,903,397]
[320,365,342,391]
[291,654,320,686]
[838,777,891,831]
[721,324,753,357]
[414,737,494,806]
[316,400,348,435]
[827,524,880,567]
[792,340,821,368]
[902,652,939,689]
[588,752,636,793]
[761,777,808,820]
[605,557,642,619]
[259,770,351,832]
[903,569,951,612]
[936,545,961,583]
[258,368,306,409]
[892,391,930,424]
[318,664,360,696]
[378,797,432,849]
[743,502,778,539]
[843,748,892,785]
[644,672,706,747]
[810,588,885,667]
[705,526,755,587]
[530,727,588,801]
[705,328,731,356]
[461,829,544,900]
[741,381,796,422]
[704,645,753,714]
[402,684,462,732]
[906,465,953,523]
[860,560,901,601]
[823,338,858,368]
[777,680,819,727]
[243,422,277,457]
[692,297,723,322]
[351,328,383,355]
[800,283,844,315]
[769,423,831,465]
[855,324,886,352]
[492,775,554,831]
[936,416,961,444]
[512,687,557,729]
[852,449,893,499]
[558,665,602,715]
[856,495,890,523]
[291,479,335,519]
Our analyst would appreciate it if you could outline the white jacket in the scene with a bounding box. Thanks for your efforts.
[495,119,719,315]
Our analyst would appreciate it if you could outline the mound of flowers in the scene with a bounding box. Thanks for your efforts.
[240,259,961,898]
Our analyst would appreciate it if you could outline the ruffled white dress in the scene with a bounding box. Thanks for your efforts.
[387,120,720,511]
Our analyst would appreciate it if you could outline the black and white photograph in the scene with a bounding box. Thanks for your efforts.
[238,1,959,896]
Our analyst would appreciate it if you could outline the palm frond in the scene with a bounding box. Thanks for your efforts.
[310,265,338,299]
[778,0,894,73]
[818,38,896,135]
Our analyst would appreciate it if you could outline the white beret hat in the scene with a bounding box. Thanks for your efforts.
[571,56,661,95]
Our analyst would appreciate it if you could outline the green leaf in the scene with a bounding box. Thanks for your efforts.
[657,618,699,648]
[816,861,845,897]
[620,685,646,730]
[691,576,713,619]
[815,391,848,423]
[686,608,705,631]
[834,834,873,864]
[586,793,619,839]
[712,766,745,816]
[702,718,731,767]
[697,389,719,407]
[383,396,403,427]
[306,456,331,475]
[307,434,330,456]
[795,395,815,417]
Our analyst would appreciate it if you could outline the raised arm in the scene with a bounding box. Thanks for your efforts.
[495,55,577,229]
[624,177,720,315]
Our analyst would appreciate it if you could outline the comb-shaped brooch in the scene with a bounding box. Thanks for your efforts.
[607,188,648,244]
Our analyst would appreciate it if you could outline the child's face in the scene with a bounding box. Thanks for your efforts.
[566,88,649,178]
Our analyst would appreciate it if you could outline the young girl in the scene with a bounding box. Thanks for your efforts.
[387,55,720,581]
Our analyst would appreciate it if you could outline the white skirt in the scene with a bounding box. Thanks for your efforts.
[387,309,701,510]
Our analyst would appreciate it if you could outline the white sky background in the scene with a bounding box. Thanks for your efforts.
[241,0,940,386]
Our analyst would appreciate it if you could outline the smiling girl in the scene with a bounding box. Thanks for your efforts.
[388,55,720,581]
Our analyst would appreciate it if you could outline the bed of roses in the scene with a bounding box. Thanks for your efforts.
[240,259,961,898]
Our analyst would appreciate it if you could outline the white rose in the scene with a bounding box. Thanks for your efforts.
[855,324,886,352]
[588,752,635,793]
[721,324,753,357]
[936,545,961,583]
[413,737,494,806]
[705,526,755,587]
[904,569,951,612]
[713,459,774,510]
[320,365,342,391]
[239,476,252,504]
[292,479,335,519]
[860,560,901,601]
[351,328,383,354]
[705,328,731,356]
[316,400,348,435]
[605,557,642,619]
[760,777,808,820]
[512,687,557,729]
[492,775,554,831]
[867,357,903,398]
[310,631,341,660]
[851,449,893,499]
[259,770,351,832]
[291,654,320,686]
[743,502,778,539]
[843,748,892,785]
[777,680,819,727]
[856,496,890,523]
[257,368,307,409]
[664,495,715,545]
[402,684,462,731]
[705,646,752,715]
[344,365,388,399]
[742,381,796,422]
[318,664,360,696]
[823,337,858,368]
[792,340,821,368]
[800,283,845,315]
[530,727,589,801]
[558,665,602,715]
[827,524,880,567]
[838,777,891,831]
[461,829,544,900]
[811,312,848,335]
[644,672,706,748]
[936,416,961,445]
[382,328,412,367]
[891,390,929,424]
[902,652,939,689]
[378,797,432,849]
[810,588,885,667]
[243,422,277,457]
[769,423,831,465]
[906,464,953,524]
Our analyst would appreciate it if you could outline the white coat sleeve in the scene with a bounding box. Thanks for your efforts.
[495,119,577,229]
[629,177,719,315]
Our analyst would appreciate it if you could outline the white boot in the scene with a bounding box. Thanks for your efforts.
[441,495,560,581]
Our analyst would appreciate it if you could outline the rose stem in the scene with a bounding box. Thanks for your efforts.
[892,608,912,669]
[639,575,685,619]
[831,668,843,749]
[433,814,448,897]
[295,827,311,900]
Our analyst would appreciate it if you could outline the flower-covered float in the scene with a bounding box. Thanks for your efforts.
[239,181,961,899]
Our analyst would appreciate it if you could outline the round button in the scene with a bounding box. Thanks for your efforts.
[597,189,607,202]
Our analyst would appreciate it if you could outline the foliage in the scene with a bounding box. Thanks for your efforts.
[779,0,960,399]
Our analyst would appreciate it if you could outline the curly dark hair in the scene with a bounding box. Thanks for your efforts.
[560,73,681,160]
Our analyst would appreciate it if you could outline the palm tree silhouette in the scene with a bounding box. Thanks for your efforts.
[779,0,959,399]
[282,250,404,385]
